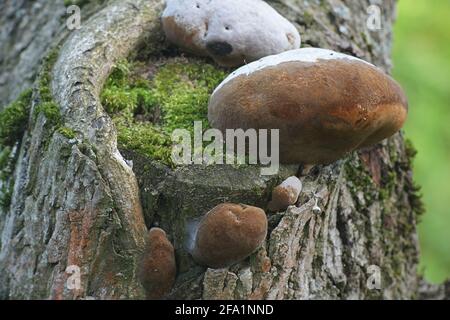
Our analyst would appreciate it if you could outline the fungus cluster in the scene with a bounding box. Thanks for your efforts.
[208,48,408,166]
[162,0,301,67]
[138,228,176,300]
[191,203,268,268]
[147,6,409,273]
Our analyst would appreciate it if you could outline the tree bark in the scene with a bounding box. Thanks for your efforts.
[0,0,445,300]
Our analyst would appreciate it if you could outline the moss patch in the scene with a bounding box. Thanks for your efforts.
[0,89,33,209]
[101,57,227,166]
[0,89,33,147]
[344,158,378,206]
[404,139,426,217]
[33,49,64,130]
[115,117,172,163]
[0,147,14,209]
[38,50,59,104]
[34,102,61,126]
[34,49,78,142]
[57,127,76,140]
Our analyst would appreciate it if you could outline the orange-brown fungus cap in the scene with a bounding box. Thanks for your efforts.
[192,203,268,268]
[138,228,176,300]
[208,48,408,165]
[268,176,302,212]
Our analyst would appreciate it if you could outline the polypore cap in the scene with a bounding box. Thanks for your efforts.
[138,228,176,300]
[192,203,268,268]
[268,176,303,212]
[162,0,301,67]
[213,48,373,94]
[208,48,408,165]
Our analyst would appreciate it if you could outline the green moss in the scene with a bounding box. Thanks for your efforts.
[0,183,13,209]
[404,138,418,165]
[38,50,59,103]
[101,60,157,115]
[1,49,63,210]
[102,88,137,114]
[34,102,62,126]
[101,58,227,165]
[33,49,64,132]
[344,158,378,205]
[303,11,315,25]
[0,147,15,210]
[0,89,33,147]
[0,145,16,210]
[102,87,158,115]
[0,89,32,209]
[105,60,134,87]
[0,147,12,179]
[379,171,398,201]
[152,61,224,132]
[114,117,172,163]
[33,49,73,143]
[404,139,426,217]
[57,127,76,140]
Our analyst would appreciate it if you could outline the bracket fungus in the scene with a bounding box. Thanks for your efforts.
[268,176,303,212]
[208,48,408,165]
[138,228,176,300]
[162,0,301,67]
[191,203,268,269]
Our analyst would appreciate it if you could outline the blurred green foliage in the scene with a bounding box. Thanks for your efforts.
[393,0,450,283]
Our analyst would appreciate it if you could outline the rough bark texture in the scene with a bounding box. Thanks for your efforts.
[0,0,446,300]
[0,0,65,107]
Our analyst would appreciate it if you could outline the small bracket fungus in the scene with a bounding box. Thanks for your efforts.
[138,228,176,300]
[162,0,301,67]
[191,203,268,269]
[209,48,408,165]
[268,176,303,212]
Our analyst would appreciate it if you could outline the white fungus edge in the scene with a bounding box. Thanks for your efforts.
[280,176,303,194]
[213,48,375,94]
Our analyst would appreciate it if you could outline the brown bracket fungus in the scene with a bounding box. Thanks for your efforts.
[268,176,303,212]
[208,48,408,165]
[138,228,176,300]
[162,0,301,67]
[192,203,268,269]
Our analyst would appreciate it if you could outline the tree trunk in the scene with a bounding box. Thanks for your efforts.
[0,0,446,300]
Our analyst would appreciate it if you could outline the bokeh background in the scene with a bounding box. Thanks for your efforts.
[393,0,450,283]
